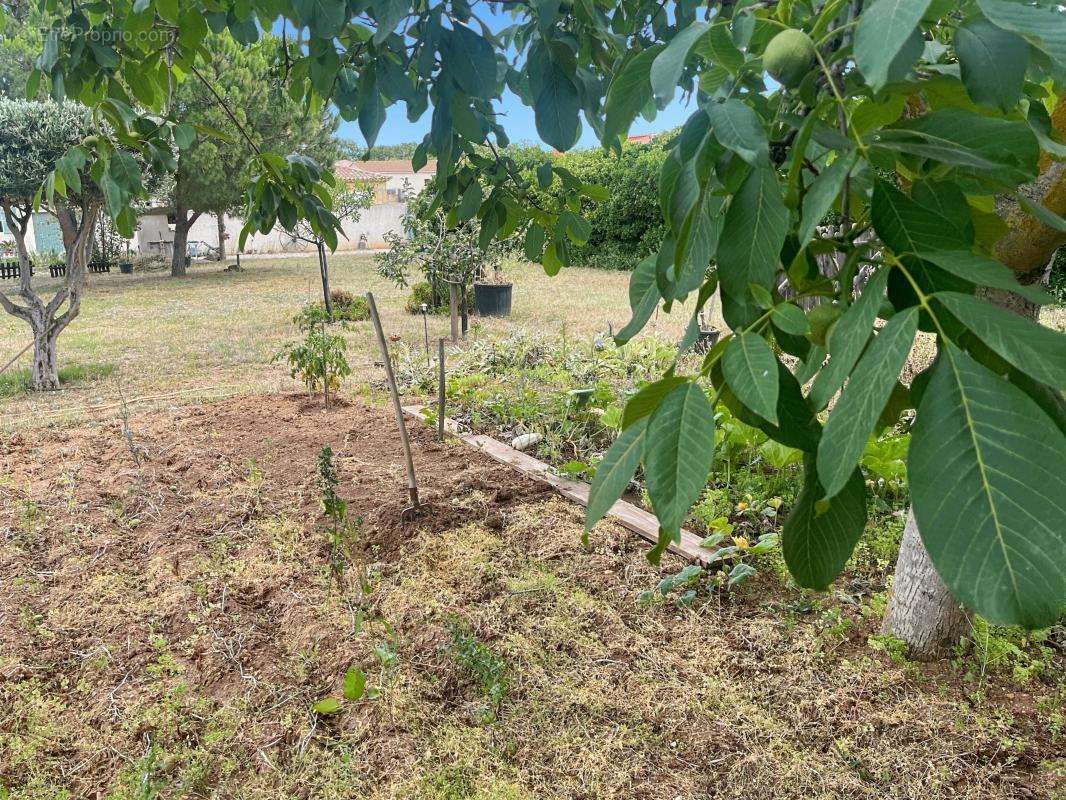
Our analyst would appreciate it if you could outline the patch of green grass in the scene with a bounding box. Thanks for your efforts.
[962,619,1060,686]
[416,763,477,800]
[447,623,509,721]
[0,362,116,398]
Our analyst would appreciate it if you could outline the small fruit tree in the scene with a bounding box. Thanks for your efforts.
[376,204,500,312]
[27,0,1066,649]
[276,305,352,408]
[287,182,374,317]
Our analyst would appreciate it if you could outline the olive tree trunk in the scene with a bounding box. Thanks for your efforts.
[0,200,100,391]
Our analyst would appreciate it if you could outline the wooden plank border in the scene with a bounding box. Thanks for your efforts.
[402,405,710,565]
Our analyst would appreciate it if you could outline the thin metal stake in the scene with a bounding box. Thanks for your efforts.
[365,291,421,514]
[437,337,446,443]
[448,282,460,343]
[421,303,430,368]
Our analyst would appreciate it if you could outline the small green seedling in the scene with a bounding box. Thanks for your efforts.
[312,666,367,715]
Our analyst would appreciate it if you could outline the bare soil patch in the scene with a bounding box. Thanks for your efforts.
[0,395,1061,799]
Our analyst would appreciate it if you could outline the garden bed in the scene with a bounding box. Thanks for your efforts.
[1,393,1061,799]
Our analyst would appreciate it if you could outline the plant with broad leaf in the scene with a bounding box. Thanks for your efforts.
[312,666,368,716]
[25,0,1066,644]
[275,308,351,407]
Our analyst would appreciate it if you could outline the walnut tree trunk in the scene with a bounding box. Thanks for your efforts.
[882,159,1061,658]
[882,511,972,659]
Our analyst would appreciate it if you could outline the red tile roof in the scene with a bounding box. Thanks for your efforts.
[335,159,437,179]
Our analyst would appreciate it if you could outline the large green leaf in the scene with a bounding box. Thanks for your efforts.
[442,24,497,97]
[853,0,932,90]
[817,307,918,498]
[955,18,1029,112]
[603,47,661,146]
[935,292,1066,388]
[532,54,581,152]
[108,151,142,192]
[358,89,386,149]
[621,376,688,429]
[675,189,724,295]
[723,332,780,425]
[650,22,708,105]
[645,382,716,536]
[910,343,1066,628]
[810,268,891,411]
[615,255,660,344]
[717,166,789,300]
[783,457,868,590]
[880,109,1040,189]
[706,99,768,166]
[295,0,347,38]
[717,361,823,452]
[871,180,973,255]
[692,23,744,74]
[586,417,648,533]
[914,250,1052,305]
[977,0,1066,69]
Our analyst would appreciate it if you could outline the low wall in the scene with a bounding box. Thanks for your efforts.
[183,203,407,255]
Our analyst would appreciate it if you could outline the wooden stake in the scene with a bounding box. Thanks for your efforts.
[448,281,460,343]
[365,292,420,511]
[437,337,446,443]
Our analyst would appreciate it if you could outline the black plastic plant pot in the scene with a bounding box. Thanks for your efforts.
[474,282,513,317]
[119,262,133,274]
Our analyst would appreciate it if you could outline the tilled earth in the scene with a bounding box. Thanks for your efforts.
[0,394,1061,799]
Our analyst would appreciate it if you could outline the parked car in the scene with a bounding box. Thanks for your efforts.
[186,240,220,260]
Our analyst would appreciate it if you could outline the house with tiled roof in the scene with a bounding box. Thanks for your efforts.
[335,159,437,204]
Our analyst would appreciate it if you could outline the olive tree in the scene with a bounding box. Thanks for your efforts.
[0,100,104,391]
[26,0,1066,653]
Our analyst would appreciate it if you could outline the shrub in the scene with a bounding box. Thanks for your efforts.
[329,290,369,322]
[404,280,473,315]
[377,198,502,304]
[508,139,671,270]
[275,306,351,406]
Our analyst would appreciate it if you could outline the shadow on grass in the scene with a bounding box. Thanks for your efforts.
[0,362,116,398]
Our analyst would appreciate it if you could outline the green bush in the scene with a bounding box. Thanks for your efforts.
[328,290,369,322]
[404,280,473,315]
[509,139,671,270]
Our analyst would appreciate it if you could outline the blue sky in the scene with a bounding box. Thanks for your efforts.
[336,92,695,150]
[332,4,698,151]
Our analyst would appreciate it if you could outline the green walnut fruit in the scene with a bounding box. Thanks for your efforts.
[808,303,842,346]
[763,29,816,88]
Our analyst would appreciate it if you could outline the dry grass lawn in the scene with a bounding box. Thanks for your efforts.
[0,254,697,429]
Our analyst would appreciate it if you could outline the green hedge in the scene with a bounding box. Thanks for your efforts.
[1050,246,1066,306]
[509,139,672,271]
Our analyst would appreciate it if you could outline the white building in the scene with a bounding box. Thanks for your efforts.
[133,158,436,257]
